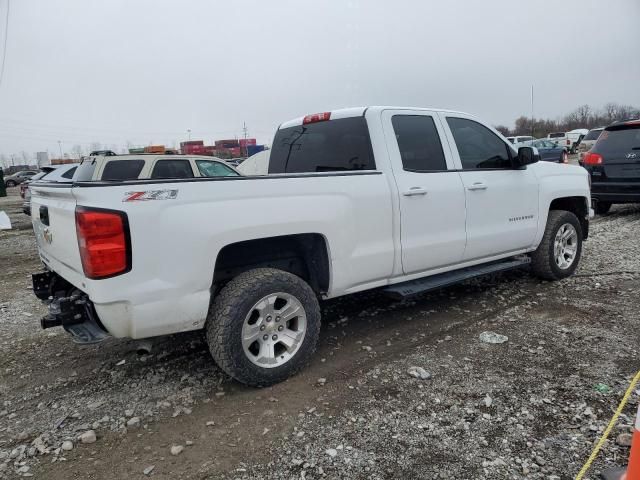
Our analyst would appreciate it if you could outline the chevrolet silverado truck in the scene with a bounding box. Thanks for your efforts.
[29,106,593,387]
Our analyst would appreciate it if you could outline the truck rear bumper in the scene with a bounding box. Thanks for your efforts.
[591,182,640,203]
[33,272,110,344]
[32,271,210,340]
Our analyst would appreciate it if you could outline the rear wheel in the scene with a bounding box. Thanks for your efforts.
[5,180,16,187]
[561,151,569,163]
[594,201,612,215]
[531,210,583,280]
[206,268,321,387]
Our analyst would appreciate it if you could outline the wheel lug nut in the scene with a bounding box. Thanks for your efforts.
[272,335,278,341]
[263,334,269,341]
[278,325,283,331]
[260,325,266,331]
[266,316,272,322]
[276,316,281,322]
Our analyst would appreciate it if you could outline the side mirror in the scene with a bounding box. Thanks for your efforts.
[515,146,539,168]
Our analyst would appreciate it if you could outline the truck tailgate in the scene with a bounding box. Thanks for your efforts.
[30,184,84,286]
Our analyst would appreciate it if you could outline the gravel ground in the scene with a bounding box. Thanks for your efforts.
[0,187,639,480]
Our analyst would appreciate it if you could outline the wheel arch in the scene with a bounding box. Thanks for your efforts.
[211,233,331,298]
[548,195,590,239]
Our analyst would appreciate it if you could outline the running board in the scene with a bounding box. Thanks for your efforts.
[383,256,531,300]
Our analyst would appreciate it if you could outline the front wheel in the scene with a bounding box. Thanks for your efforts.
[206,268,321,387]
[531,210,583,280]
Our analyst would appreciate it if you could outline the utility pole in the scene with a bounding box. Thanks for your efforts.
[242,122,248,158]
[530,85,534,139]
[187,129,191,141]
[58,140,63,158]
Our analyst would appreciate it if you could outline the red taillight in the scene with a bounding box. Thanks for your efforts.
[76,207,130,279]
[302,112,331,124]
[566,139,570,145]
[583,152,603,165]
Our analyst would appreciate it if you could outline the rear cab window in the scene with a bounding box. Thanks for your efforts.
[101,160,145,181]
[269,117,375,174]
[548,132,565,139]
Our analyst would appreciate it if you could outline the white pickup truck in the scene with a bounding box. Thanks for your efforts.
[30,106,592,387]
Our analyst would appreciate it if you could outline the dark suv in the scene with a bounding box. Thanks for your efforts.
[583,119,640,214]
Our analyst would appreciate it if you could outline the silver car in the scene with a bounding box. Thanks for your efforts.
[4,170,38,187]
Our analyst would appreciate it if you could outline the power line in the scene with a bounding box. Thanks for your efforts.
[0,0,9,90]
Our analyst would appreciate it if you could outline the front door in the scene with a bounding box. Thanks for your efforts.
[381,110,467,275]
[440,114,539,261]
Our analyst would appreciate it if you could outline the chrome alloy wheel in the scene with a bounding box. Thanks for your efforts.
[554,223,578,270]
[241,292,307,368]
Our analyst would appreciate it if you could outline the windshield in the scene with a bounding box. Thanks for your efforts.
[196,160,239,177]
[583,129,603,141]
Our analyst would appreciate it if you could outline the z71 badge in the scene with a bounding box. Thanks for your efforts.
[123,190,178,202]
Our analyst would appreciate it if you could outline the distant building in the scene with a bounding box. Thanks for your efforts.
[36,152,48,166]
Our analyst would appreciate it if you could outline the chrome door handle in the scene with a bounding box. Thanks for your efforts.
[467,182,487,191]
[403,187,428,196]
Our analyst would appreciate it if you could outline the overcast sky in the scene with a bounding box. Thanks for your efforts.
[0,0,638,161]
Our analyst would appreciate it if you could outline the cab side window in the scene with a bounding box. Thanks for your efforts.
[446,117,512,169]
[391,115,447,172]
[150,160,194,179]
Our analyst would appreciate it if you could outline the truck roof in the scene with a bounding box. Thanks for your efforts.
[279,106,472,129]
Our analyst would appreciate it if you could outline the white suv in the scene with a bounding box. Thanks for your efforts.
[76,154,240,181]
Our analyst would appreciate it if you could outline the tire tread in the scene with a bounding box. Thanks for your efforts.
[205,268,320,387]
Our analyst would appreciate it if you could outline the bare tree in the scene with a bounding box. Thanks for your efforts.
[575,104,592,125]
[71,144,84,159]
[89,142,102,152]
[494,125,511,136]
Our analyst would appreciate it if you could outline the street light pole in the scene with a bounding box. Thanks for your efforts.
[187,129,191,141]
[57,140,63,158]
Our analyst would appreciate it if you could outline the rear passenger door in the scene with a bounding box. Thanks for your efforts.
[440,114,539,261]
[382,110,467,274]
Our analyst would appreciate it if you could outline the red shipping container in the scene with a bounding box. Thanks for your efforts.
[215,139,239,148]
[239,138,257,147]
[229,147,241,157]
[181,140,204,146]
[182,144,206,155]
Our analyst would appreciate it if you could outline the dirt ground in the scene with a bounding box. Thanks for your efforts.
[0,187,639,480]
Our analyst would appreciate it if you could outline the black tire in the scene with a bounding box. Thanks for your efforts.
[530,210,583,281]
[594,201,612,215]
[5,180,16,187]
[206,268,321,387]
